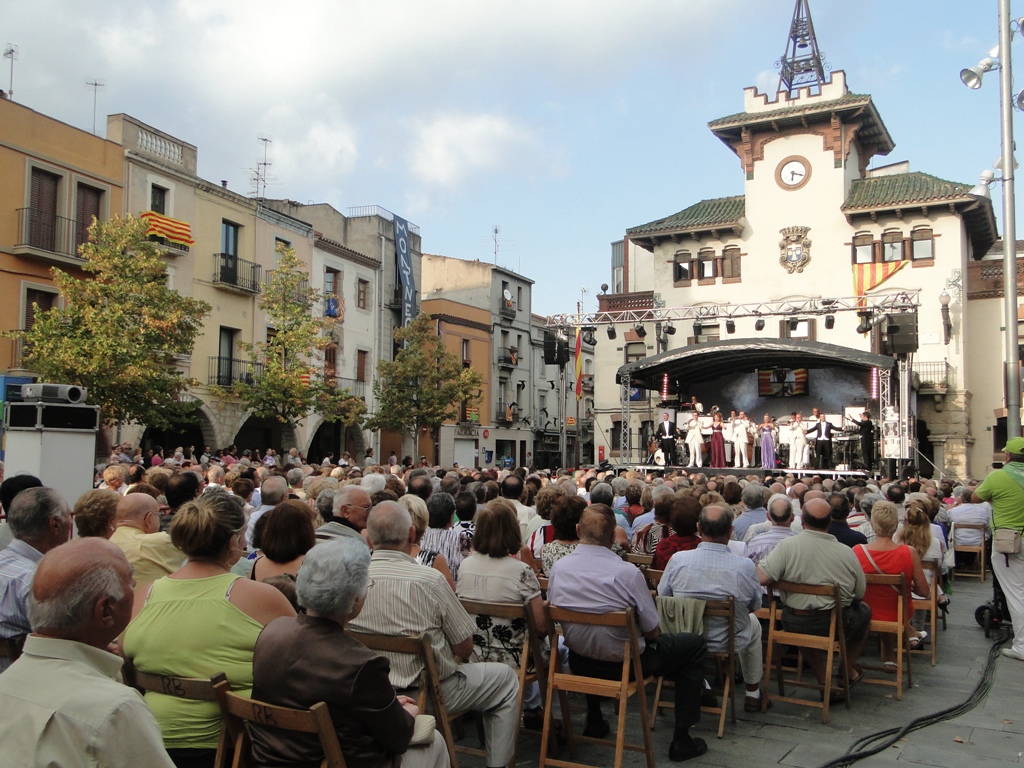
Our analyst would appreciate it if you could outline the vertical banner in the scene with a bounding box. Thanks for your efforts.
[574,327,583,400]
[393,214,417,326]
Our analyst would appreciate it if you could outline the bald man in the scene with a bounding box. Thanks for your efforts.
[757,498,870,688]
[0,539,174,766]
[110,493,185,585]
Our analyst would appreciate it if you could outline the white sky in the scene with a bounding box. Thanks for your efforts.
[0,1,1005,314]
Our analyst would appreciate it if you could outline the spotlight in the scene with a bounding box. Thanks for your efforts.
[606,325,617,340]
[726,319,736,334]
[664,323,676,335]
[856,311,872,335]
[693,322,702,338]
[583,330,597,346]
[634,324,647,338]
[754,318,765,332]
[820,298,837,307]
[824,314,835,330]
[788,318,800,332]
[961,56,997,90]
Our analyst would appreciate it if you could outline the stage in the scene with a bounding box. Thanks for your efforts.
[613,464,871,481]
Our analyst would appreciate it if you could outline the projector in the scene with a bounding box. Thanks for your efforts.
[20,383,89,404]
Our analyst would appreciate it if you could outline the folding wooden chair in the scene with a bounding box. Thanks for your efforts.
[540,607,655,768]
[951,523,987,581]
[912,560,941,666]
[123,661,230,763]
[458,597,574,767]
[625,553,654,569]
[762,582,849,724]
[860,573,913,700]
[351,631,468,768]
[644,568,665,593]
[650,597,737,738]
[215,689,347,768]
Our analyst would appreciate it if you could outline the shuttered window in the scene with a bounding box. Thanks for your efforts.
[75,184,102,250]
[722,246,742,280]
[356,350,369,382]
[29,169,60,251]
[24,289,57,330]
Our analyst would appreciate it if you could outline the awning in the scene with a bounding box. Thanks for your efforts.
[141,211,195,247]
[617,338,895,392]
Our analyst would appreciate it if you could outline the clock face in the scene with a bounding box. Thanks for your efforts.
[776,156,811,190]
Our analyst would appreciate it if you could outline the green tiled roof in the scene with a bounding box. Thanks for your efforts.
[627,196,745,237]
[842,172,974,211]
[708,93,872,128]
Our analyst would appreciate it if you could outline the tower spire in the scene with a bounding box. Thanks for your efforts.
[776,0,829,97]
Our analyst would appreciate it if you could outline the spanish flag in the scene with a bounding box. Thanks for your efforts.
[141,211,196,247]
[853,261,906,297]
[574,327,583,401]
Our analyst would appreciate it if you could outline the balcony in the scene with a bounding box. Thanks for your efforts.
[208,356,264,386]
[264,269,310,299]
[213,253,262,294]
[912,361,953,395]
[597,290,655,315]
[14,208,89,265]
[497,347,519,368]
[580,374,594,393]
[496,401,519,424]
[499,300,517,320]
[333,376,366,399]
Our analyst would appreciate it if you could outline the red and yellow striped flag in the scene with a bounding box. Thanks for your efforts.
[574,327,583,401]
[140,211,196,246]
[853,261,906,297]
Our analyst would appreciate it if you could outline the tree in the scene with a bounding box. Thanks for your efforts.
[224,243,365,429]
[14,215,211,429]
[366,312,483,450]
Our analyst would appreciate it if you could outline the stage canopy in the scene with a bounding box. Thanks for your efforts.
[616,338,895,392]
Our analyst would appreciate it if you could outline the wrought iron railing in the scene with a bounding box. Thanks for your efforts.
[16,208,85,260]
[497,347,519,367]
[496,401,519,423]
[912,361,953,391]
[213,253,262,293]
[208,356,263,386]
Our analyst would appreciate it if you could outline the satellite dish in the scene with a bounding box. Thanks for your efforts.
[502,288,513,301]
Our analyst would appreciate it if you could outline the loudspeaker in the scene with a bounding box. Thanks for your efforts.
[5,402,100,432]
[886,312,918,355]
[543,332,558,365]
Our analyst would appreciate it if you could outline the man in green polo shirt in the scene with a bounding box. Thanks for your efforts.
[973,437,1024,661]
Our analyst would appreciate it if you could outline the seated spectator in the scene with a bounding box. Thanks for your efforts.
[630,492,673,556]
[853,501,930,661]
[0,474,44,550]
[111,493,185,586]
[250,500,316,580]
[540,495,585,577]
[827,492,868,548]
[897,499,949,609]
[548,504,708,762]
[349,502,519,768]
[123,492,295,768]
[73,489,119,539]
[316,485,372,543]
[399,493,455,590]
[949,489,991,566]
[421,492,470,581]
[457,501,552,727]
[0,538,174,766]
[731,485,767,541]
[652,497,701,571]
[522,484,568,569]
[100,464,128,495]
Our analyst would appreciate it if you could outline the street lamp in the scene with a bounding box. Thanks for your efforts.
[962,1,1022,439]
[939,290,952,346]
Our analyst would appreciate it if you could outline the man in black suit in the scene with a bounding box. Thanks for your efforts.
[857,411,875,471]
[805,413,839,469]
[658,412,680,465]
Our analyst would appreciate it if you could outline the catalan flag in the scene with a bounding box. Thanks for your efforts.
[757,368,809,397]
[574,327,583,401]
[140,210,196,247]
[853,261,906,297]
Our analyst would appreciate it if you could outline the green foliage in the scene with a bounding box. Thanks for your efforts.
[367,312,483,438]
[14,215,212,429]
[225,243,366,427]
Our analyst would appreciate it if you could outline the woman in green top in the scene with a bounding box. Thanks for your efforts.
[123,491,295,768]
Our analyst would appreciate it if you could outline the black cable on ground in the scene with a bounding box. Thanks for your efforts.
[813,626,1010,768]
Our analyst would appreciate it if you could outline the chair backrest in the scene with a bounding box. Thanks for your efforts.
[625,553,654,568]
[348,632,432,711]
[216,689,347,768]
[954,523,987,547]
[547,606,645,681]
[770,581,846,646]
[458,597,545,679]
[863,572,908,626]
[124,661,228,702]
[702,596,736,657]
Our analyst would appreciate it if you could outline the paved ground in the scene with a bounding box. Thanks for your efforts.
[454,577,1023,767]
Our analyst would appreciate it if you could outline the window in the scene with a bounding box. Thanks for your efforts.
[24,288,57,331]
[356,350,369,382]
[852,233,874,264]
[611,240,624,293]
[29,168,60,251]
[274,237,290,265]
[461,339,470,365]
[517,286,523,309]
[911,228,934,261]
[691,323,720,345]
[75,183,103,249]
[150,185,168,215]
[324,267,338,296]
[673,250,693,284]
[357,278,369,309]
[221,220,240,256]
[881,230,904,263]
[697,249,716,280]
[722,246,742,281]
[324,344,337,381]
[625,341,646,364]
[781,317,816,341]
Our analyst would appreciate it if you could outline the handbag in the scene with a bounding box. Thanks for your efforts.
[994,528,1022,555]
[942,523,957,570]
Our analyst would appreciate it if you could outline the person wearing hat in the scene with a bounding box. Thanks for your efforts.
[973,437,1024,661]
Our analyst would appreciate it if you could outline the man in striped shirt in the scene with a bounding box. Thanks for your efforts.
[350,502,519,768]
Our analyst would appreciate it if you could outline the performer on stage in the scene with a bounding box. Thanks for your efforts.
[789,412,809,469]
[688,395,704,414]
[657,412,679,466]
[857,411,875,471]
[759,414,777,470]
[685,413,703,467]
[806,412,840,469]
[731,411,751,469]
[710,411,727,468]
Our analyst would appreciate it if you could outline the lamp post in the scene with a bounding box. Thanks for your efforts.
[960,0,1022,439]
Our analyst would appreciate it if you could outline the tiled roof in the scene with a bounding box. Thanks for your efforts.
[842,172,975,211]
[626,196,745,237]
[708,93,872,128]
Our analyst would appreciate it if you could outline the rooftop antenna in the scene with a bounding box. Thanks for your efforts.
[86,79,105,135]
[3,44,18,100]
[776,0,829,97]
[492,225,500,264]
[250,136,277,198]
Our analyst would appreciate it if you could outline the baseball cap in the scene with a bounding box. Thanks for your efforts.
[1002,437,1024,454]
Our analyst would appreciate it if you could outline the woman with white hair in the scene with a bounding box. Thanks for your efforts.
[249,538,449,768]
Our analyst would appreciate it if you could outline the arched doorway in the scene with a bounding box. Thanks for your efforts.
[234,415,298,457]
[142,409,215,460]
